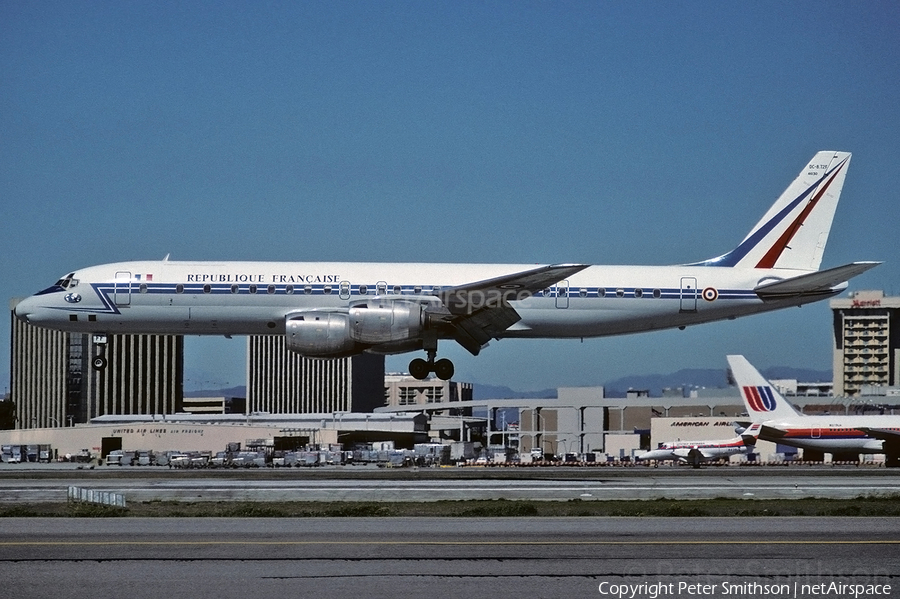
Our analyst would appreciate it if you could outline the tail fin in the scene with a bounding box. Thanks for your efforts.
[726,355,804,420]
[740,422,762,446]
[695,151,851,270]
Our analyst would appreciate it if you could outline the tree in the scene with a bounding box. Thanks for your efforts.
[0,400,16,430]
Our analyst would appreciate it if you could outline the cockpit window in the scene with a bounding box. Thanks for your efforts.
[54,273,77,289]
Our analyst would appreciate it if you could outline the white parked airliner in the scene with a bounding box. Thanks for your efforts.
[728,354,900,466]
[636,423,761,468]
[15,151,878,380]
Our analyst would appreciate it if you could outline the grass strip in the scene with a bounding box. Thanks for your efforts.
[2,496,900,518]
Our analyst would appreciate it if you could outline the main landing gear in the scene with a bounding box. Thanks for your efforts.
[408,349,454,381]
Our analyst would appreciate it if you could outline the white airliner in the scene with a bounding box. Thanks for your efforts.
[15,151,878,380]
[636,423,761,467]
[727,355,900,466]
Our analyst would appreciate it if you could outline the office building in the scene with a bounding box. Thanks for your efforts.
[10,299,183,428]
[831,290,900,396]
[384,374,473,410]
[246,335,385,414]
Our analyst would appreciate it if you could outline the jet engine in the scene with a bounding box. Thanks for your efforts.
[284,301,430,358]
[285,312,359,357]
[348,301,425,344]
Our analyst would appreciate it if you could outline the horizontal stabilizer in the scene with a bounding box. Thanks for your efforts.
[754,262,881,298]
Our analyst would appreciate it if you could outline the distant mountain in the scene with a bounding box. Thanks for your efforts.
[761,366,832,382]
[602,366,831,398]
[471,384,557,400]
[183,366,831,401]
[184,385,247,398]
[603,368,728,398]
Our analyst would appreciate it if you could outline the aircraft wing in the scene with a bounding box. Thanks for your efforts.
[690,448,713,460]
[857,428,900,443]
[757,423,788,441]
[439,263,589,315]
[672,447,710,466]
[754,262,881,299]
[437,263,589,355]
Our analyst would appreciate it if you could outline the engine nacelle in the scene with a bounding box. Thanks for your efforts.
[285,312,360,358]
[285,301,431,358]
[348,301,425,344]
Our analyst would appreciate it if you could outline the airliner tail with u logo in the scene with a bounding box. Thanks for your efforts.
[727,355,900,467]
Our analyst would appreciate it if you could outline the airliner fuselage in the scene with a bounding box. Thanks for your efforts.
[18,260,834,339]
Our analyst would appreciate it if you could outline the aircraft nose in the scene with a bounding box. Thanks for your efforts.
[14,297,35,324]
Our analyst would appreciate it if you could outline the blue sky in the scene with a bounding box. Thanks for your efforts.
[2,1,898,392]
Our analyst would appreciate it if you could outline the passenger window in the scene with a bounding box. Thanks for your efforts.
[285,285,294,294]
[267,284,275,294]
[359,284,368,295]
[249,285,257,294]
[176,284,184,294]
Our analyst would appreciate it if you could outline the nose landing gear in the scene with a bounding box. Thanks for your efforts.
[91,334,108,371]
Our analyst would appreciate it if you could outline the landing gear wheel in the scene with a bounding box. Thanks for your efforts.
[434,358,454,381]
[92,356,107,371]
[409,358,430,380]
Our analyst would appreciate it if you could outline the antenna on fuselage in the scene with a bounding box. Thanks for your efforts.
[163,253,170,261]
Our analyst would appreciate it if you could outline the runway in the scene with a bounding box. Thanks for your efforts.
[1,518,898,599]
[1,466,899,502]
[3,468,899,597]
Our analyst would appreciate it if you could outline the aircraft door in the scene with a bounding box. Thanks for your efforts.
[114,271,132,306]
[679,277,697,312]
[555,281,569,309]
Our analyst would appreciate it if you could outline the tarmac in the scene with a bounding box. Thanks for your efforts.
[1,462,899,502]
[2,517,898,599]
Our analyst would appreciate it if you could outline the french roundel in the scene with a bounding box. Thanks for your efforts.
[701,287,718,302]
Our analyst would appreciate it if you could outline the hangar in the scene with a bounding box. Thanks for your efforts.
[0,412,428,460]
